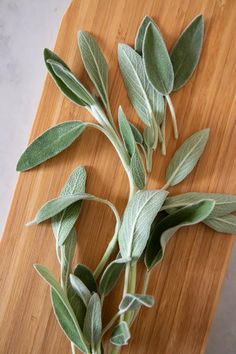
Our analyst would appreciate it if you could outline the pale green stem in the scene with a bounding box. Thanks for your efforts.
[124,262,137,323]
[146,147,153,173]
[71,343,77,354]
[165,95,178,139]
[161,110,166,156]
[102,311,122,336]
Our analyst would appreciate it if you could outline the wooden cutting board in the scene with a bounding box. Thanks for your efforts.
[0,0,236,353]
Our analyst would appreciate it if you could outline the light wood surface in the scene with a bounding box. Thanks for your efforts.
[1,0,236,353]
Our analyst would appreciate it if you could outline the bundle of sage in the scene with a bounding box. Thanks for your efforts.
[17,15,236,354]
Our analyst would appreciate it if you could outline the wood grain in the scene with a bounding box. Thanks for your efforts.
[0,0,236,353]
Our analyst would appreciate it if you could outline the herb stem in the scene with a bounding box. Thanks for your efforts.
[166,95,178,139]
[102,311,121,336]
[71,343,77,354]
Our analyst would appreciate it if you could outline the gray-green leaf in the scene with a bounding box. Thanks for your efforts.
[110,321,131,347]
[204,214,236,234]
[52,166,86,245]
[60,228,77,289]
[119,293,154,313]
[143,23,174,95]
[129,122,143,144]
[83,293,102,346]
[135,16,158,55]
[145,200,215,270]
[118,190,168,260]
[99,258,129,296]
[17,121,86,171]
[78,31,109,108]
[70,274,91,307]
[34,264,88,352]
[118,107,136,156]
[163,192,236,218]
[131,150,146,190]
[166,129,209,187]
[171,15,204,91]
[74,264,97,293]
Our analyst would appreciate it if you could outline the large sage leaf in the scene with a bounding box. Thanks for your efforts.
[135,16,158,55]
[110,321,130,347]
[130,150,146,190]
[166,129,209,186]
[118,107,136,156]
[70,274,91,307]
[99,258,129,296]
[143,23,174,95]
[118,190,168,260]
[47,59,96,106]
[60,228,77,289]
[44,49,87,107]
[118,44,163,125]
[17,121,86,171]
[145,200,215,270]
[83,293,102,346]
[204,214,236,234]
[78,31,109,109]
[119,293,154,313]
[163,192,236,218]
[74,264,97,293]
[52,166,87,245]
[171,15,204,91]
[34,265,88,352]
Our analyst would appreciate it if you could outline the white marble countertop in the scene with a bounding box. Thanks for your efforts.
[0,1,235,353]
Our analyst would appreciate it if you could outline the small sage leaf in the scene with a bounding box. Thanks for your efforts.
[118,44,162,126]
[47,59,96,106]
[44,49,86,107]
[119,293,154,313]
[17,121,86,171]
[83,293,102,346]
[34,264,88,352]
[99,258,130,296]
[118,107,136,156]
[204,214,236,234]
[74,264,97,293]
[78,31,109,108]
[171,15,204,91]
[129,122,143,144]
[135,16,158,55]
[143,23,174,95]
[163,192,236,218]
[52,166,87,245]
[145,200,215,270]
[166,129,209,187]
[110,321,131,347]
[143,126,155,149]
[118,190,168,260]
[130,150,146,190]
[70,274,91,307]
[60,228,77,289]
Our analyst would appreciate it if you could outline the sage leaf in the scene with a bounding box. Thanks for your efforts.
[34,265,88,352]
[99,258,129,296]
[145,200,215,270]
[204,214,236,234]
[163,192,236,218]
[47,59,96,106]
[52,166,87,245]
[78,31,109,109]
[74,264,97,293]
[17,121,86,171]
[143,23,174,95]
[143,126,155,149]
[130,150,146,190]
[118,107,136,156]
[30,193,119,225]
[44,49,87,107]
[70,274,91,307]
[171,15,204,91]
[129,122,143,144]
[166,129,209,187]
[118,190,168,260]
[118,44,162,125]
[119,293,154,313]
[110,321,130,347]
[83,293,102,346]
[60,228,77,289]
[135,16,158,55]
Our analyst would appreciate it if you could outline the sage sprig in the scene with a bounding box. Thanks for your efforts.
[17,14,236,354]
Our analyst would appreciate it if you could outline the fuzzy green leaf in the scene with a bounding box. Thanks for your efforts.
[135,16,158,54]
[70,274,92,307]
[204,214,236,234]
[119,293,154,313]
[17,121,86,171]
[34,265,88,352]
[143,126,155,149]
[99,258,129,296]
[52,166,86,245]
[60,228,77,289]
[118,190,168,260]
[171,15,204,91]
[143,23,174,95]
[145,200,215,270]
[130,150,146,190]
[166,129,209,186]
[118,107,136,156]
[78,31,108,108]
[110,321,131,347]
[129,122,143,144]
[74,264,97,293]
[83,293,102,346]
